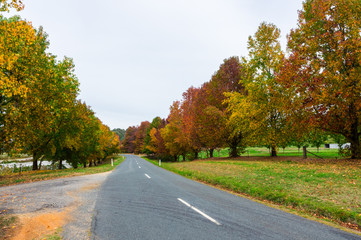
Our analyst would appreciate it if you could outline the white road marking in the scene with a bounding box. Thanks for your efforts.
[177,198,221,226]
[138,166,141,168]
[145,174,151,179]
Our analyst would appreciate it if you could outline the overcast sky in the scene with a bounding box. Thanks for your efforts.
[5,0,304,130]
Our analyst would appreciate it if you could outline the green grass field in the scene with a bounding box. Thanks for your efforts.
[145,156,361,231]
[197,147,340,159]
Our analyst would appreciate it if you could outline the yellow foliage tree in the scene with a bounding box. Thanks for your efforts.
[226,23,290,156]
[0,0,24,12]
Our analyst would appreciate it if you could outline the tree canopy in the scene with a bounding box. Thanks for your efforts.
[0,15,120,169]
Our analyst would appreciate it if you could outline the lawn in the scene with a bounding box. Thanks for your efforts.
[0,156,124,187]
[197,147,340,159]
[146,156,361,231]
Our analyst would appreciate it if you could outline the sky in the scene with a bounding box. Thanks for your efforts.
[4,0,304,130]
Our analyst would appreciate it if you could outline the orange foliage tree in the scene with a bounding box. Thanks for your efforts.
[134,121,150,154]
[279,0,361,158]
[161,101,189,161]
[181,87,202,159]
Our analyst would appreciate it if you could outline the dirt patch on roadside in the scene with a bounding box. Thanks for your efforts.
[9,190,80,240]
[80,183,101,192]
[11,209,70,240]
[9,182,103,239]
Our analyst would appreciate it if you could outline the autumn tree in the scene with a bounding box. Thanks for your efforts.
[181,87,202,159]
[0,0,24,12]
[134,121,150,154]
[194,82,227,158]
[279,0,361,158]
[16,55,79,170]
[121,126,137,153]
[0,14,119,169]
[1,16,80,169]
[45,100,84,169]
[143,116,162,155]
[0,16,37,151]
[147,118,169,159]
[227,23,290,157]
[210,57,247,157]
[161,101,189,161]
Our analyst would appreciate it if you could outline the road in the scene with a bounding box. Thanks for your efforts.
[91,155,360,240]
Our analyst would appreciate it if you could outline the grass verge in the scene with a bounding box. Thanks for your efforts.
[145,156,361,232]
[40,227,63,240]
[0,214,17,239]
[0,156,124,187]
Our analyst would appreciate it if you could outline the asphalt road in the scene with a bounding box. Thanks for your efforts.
[91,155,360,240]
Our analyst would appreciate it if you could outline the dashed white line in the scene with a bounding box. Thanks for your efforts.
[145,174,151,179]
[177,198,221,226]
[138,166,141,168]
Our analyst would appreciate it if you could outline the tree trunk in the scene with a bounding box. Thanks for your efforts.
[303,146,307,159]
[58,159,63,170]
[349,119,361,159]
[209,149,214,158]
[348,102,361,159]
[194,151,199,160]
[182,155,186,161]
[32,152,39,170]
[349,136,361,159]
[229,144,239,158]
[271,146,277,157]
[229,135,240,158]
[89,161,92,167]
[83,162,87,168]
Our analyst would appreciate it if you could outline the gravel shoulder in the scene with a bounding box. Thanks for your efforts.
[0,171,111,240]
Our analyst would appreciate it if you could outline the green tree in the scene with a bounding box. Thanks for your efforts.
[112,128,126,141]
[309,130,328,153]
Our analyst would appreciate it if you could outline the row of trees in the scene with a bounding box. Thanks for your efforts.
[1,3,120,169]
[122,0,361,160]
